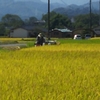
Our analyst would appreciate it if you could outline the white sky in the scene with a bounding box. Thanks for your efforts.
[41,0,99,5]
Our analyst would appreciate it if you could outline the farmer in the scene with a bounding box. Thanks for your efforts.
[36,33,45,46]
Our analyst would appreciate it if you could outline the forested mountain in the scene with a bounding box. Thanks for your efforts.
[53,1,99,18]
[0,0,65,20]
[0,0,99,20]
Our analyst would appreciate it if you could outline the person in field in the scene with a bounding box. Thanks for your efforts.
[36,33,45,46]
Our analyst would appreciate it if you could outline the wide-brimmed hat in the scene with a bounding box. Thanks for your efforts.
[38,33,42,37]
[39,33,42,35]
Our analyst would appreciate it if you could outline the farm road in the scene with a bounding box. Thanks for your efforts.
[0,43,27,47]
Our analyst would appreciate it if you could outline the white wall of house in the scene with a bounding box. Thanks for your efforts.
[94,29,100,34]
[93,26,100,36]
[10,28,28,38]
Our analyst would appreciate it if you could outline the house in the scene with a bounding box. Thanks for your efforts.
[50,28,72,38]
[93,26,100,37]
[9,26,47,38]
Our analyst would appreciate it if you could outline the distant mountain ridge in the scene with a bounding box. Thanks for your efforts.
[0,0,99,20]
[0,0,66,20]
[53,1,99,18]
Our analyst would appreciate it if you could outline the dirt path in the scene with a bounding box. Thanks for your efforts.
[0,43,27,47]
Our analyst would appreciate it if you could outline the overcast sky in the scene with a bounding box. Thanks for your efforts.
[41,0,99,5]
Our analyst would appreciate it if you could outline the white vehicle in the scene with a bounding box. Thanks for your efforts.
[74,34,82,40]
[85,34,91,39]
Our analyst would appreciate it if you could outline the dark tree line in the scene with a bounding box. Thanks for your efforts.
[74,13,99,29]
[42,12,100,29]
[42,11,72,29]
[0,14,38,36]
[0,12,100,36]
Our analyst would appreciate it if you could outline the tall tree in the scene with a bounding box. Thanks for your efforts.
[1,14,24,28]
[74,13,99,29]
[50,13,71,29]
[24,16,38,25]
[42,11,72,29]
[0,23,6,36]
[29,17,38,25]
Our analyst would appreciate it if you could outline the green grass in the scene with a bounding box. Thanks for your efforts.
[0,37,100,47]
[58,38,100,44]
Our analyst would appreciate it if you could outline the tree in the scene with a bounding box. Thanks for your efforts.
[1,14,24,28]
[42,11,56,23]
[0,23,6,36]
[24,16,38,25]
[74,13,99,29]
[42,11,72,29]
[29,17,38,25]
[50,13,71,29]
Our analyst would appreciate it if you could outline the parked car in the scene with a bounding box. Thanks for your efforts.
[85,34,91,39]
[74,34,82,39]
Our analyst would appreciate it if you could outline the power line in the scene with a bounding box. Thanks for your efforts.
[60,0,67,6]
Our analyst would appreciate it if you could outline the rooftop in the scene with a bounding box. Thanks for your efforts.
[53,28,72,32]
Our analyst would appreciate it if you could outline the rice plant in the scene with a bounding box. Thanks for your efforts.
[0,43,100,100]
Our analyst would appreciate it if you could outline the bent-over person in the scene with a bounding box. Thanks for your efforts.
[36,33,45,46]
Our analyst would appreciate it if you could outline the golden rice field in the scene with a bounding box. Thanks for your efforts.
[0,43,100,100]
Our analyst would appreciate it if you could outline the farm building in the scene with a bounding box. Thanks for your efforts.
[50,28,72,38]
[10,28,30,38]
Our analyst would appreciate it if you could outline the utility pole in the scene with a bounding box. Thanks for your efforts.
[90,0,92,29]
[48,0,50,40]
[99,0,100,26]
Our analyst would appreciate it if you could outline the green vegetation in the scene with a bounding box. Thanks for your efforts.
[42,11,72,29]
[0,12,100,37]
[74,13,99,28]
[58,38,100,44]
[1,14,24,28]
[0,37,100,48]
[42,12,100,29]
